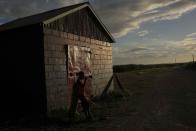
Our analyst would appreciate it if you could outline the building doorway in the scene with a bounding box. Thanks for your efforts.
[65,45,92,108]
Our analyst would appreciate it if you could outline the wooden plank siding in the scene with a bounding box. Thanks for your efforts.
[43,8,110,42]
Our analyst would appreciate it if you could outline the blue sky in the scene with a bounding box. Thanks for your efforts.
[0,0,196,65]
[113,8,196,64]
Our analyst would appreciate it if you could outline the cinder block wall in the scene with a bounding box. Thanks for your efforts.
[43,28,113,112]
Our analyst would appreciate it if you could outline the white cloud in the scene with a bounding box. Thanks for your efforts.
[113,31,196,65]
[112,45,171,65]
[95,0,196,38]
[143,10,159,15]
[137,30,149,37]
[0,0,196,38]
[186,32,196,37]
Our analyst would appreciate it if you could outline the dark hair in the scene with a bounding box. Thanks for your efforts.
[78,71,85,79]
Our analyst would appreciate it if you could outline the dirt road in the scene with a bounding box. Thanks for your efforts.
[1,67,196,131]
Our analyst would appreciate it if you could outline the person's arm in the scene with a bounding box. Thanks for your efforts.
[83,77,87,86]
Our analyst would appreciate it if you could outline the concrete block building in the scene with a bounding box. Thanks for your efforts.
[0,2,114,119]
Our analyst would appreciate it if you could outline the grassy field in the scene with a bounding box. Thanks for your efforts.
[0,64,196,131]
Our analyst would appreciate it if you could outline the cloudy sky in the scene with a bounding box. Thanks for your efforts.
[0,0,196,65]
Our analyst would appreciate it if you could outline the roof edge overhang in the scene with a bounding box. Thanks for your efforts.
[43,3,115,43]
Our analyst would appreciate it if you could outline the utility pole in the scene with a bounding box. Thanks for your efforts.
[192,54,195,62]
[175,57,176,64]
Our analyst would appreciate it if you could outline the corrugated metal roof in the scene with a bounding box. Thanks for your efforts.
[0,2,115,42]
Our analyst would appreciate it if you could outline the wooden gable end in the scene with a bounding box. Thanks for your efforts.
[43,8,111,42]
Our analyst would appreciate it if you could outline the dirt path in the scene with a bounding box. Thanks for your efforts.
[1,68,196,131]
